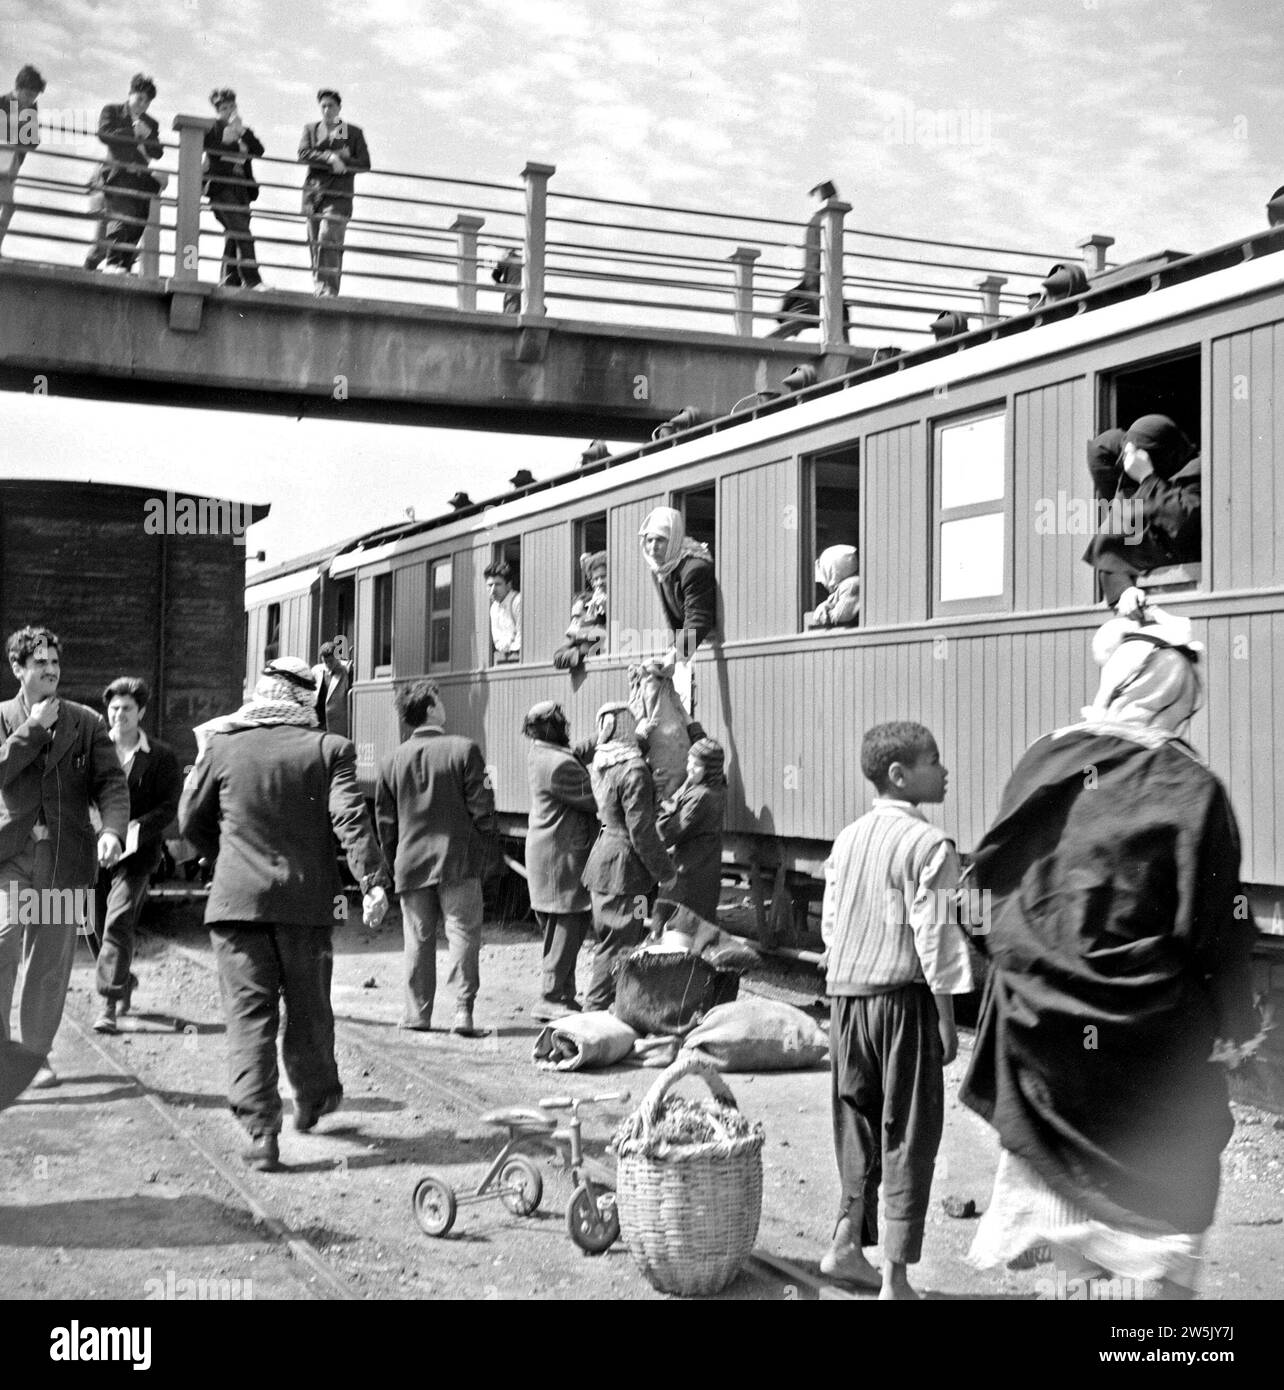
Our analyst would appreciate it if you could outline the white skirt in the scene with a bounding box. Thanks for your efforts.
[968,1149,1205,1288]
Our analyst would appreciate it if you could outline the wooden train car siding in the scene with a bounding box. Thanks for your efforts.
[522,520,571,661]
[1211,323,1284,591]
[719,458,798,640]
[391,556,427,676]
[863,423,927,626]
[2,481,253,768]
[607,494,664,650]
[1012,378,1094,612]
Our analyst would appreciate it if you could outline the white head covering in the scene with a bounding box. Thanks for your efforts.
[815,544,858,592]
[638,506,711,579]
[1081,600,1203,738]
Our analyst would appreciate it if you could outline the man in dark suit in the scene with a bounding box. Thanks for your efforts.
[203,86,265,289]
[91,677,182,1034]
[0,627,129,1089]
[521,701,597,1021]
[375,680,495,1037]
[297,87,371,296]
[180,656,390,1171]
[310,637,353,737]
[85,72,164,274]
[0,63,46,255]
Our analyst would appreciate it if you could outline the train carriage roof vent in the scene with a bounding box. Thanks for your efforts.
[651,407,702,441]
[782,364,818,393]
[447,491,472,510]
[579,440,610,467]
[930,311,970,340]
[1039,261,1090,301]
[509,469,536,490]
[871,345,904,363]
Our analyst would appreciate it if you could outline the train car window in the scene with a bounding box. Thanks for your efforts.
[264,603,281,663]
[934,407,1009,613]
[487,538,522,665]
[573,513,607,580]
[1098,350,1202,596]
[428,558,451,671]
[373,573,394,675]
[805,444,860,629]
[675,484,716,556]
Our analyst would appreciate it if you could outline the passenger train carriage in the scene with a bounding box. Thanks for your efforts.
[247,225,1284,956]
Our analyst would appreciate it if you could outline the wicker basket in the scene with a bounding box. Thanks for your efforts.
[613,1054,764,1296]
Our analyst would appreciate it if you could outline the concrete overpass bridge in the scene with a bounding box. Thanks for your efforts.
[0,115,1080,438]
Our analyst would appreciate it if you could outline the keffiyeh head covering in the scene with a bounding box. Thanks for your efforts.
[192,656,318,760]
[638,507,711,579]
[1080,601,1203,740]
[593,700,643,772]
[815,544,858,592]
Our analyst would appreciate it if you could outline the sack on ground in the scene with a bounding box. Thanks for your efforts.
[657,903,760,973]
[613,948,739,1037]
[681,999,828,1072]
[632,1033,681,1068]
[533,1010,637,1071]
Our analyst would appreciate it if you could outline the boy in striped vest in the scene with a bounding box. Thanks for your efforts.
[819,721,974,1299]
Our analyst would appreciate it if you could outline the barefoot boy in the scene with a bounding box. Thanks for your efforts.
[819,721,974,1299]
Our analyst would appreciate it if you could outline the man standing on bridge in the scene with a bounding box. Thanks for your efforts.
[0,64,46,256]
[298,88,371,297]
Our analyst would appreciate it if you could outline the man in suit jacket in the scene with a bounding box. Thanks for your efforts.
[204,86,265,289]
[180,656,390,1171]
[522,701,597,1021]
[0,63,46,255]
[297,87,371,296]
[375,680,495,1037]
[91,677,182,1034]
[84,72,164,274]
[310,638,353,737]
[0,627,129,1088]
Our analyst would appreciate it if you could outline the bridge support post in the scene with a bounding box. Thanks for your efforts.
[451,213,483,311]
[729,246,760,337]
[168,114,216,332]
[1078,232,1115,276]
[521,161,555,318]
[975,273,1007,324]
[819,197,851,348]
[140,195,161,280]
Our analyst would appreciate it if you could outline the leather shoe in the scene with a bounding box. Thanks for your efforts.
[452,1007,487,1037]
[93,1002,118,1034]
[241,1134,280,1171]
[294,1093,341,1133]
[30,1065,60,1090]
[120,973,138,1016]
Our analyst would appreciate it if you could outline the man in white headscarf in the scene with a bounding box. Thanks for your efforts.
[180,657,390,1172]
[960,597,1260,1299]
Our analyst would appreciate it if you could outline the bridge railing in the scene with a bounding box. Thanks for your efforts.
[0,116,1095,348]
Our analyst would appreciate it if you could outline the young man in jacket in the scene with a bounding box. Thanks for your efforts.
[91,677,182,1034]
[0,628,129,1089]
[204,87,265,289]
[298,88,371,297]
[0,63,46,255]
[375,681,496,1038]
[85,72,164,274]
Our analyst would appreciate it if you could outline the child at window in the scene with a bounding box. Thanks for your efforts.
[552,550,607,670]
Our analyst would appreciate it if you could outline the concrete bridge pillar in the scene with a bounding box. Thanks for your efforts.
[171,114,216,281]
[729,246,761,337]
[451,213,484,311]
[819,197,851,348]
[975,273,1007,324]
[522,161,555,318]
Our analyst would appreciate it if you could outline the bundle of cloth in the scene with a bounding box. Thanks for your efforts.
[629,653,694,802]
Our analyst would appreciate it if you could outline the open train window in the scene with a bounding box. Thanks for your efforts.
[263,603,280,663]
[1098,350,1202,595]
[933,406,1009,615]
[804,444,860,629]
[675,483,716,556]
[373,572,393,675]
[487,538,522,665]
[428,558,451,672]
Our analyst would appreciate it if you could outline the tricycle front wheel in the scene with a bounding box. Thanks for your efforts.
[566,1182,619,1254]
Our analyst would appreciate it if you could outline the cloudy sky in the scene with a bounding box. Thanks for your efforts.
[1,0,1279,569]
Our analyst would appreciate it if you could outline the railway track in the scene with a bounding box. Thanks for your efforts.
[142,934,859,1302]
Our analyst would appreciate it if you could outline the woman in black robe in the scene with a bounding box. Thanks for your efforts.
[961,597,1259,1298]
